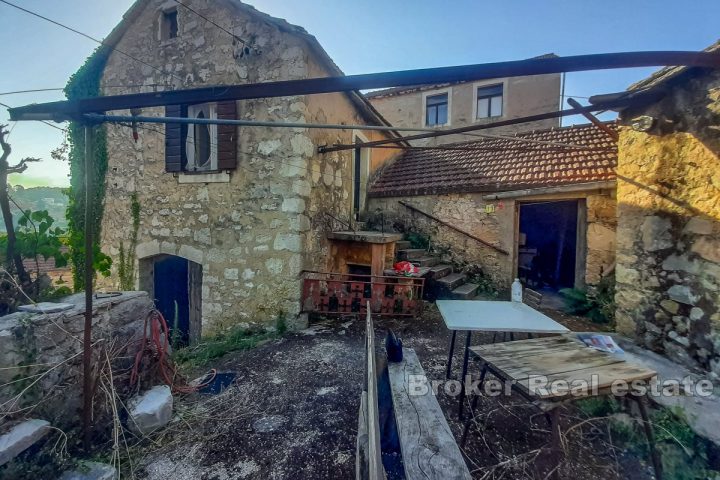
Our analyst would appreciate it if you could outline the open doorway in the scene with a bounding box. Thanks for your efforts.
[517,200,583,292]
[139,254,202,346]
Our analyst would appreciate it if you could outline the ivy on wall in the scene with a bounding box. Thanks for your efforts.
[64,46,112,290]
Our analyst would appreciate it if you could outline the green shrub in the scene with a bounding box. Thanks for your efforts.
[173,326,275,367]
[405,232,429,250]
[560,275,615,324]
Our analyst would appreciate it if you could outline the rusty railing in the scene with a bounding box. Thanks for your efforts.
[301,270,424,317]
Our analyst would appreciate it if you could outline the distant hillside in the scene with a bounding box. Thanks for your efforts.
[0,186,69,233]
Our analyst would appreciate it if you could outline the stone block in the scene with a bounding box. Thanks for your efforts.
[684,216,714,235]
[178,245,204,264]
[128,385,173,435]
[274,233,303,252]
[0,419,50,466]
[692,237,720,264]
[641,216,673,251]
[660,299,680,314]
[667,285,699,305]
[662,254,700,274]
[281,198,306,214]
[59,462,116,480]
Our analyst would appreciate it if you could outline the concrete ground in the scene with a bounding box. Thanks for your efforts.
[135,305,656,479]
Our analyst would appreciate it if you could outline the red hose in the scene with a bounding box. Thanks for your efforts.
[130,309,216,394]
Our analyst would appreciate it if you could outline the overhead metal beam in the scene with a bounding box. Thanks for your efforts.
[318,90,663,153]
[9,51,720,121]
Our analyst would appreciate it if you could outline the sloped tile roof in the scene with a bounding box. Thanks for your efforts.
[369,123,617,197]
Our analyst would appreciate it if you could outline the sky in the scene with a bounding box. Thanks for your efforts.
[0,0,718,188]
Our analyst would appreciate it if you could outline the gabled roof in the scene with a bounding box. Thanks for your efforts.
[364,53,559,99]
[88,0,397,132]
[368,123,618,197]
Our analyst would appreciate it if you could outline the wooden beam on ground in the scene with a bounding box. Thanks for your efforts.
[9,51,720,120]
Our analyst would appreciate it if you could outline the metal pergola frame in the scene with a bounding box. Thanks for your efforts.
[5,50,719,449]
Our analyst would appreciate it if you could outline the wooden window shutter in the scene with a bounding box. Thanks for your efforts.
[216,101,238,170]
[165,104,187,172]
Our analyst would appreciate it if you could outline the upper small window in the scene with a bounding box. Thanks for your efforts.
[476,84,503,119]
[186,103,218,172]
[425,93,449,127]
[160,9,178,40]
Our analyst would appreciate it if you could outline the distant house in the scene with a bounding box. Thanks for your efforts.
[367,123,618,292]
[95,0,398,341]
[365,55,562,146]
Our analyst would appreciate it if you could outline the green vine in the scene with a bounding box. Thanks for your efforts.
[64,46,112,290]
[118,193,140,290]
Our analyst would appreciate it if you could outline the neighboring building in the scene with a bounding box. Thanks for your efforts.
[365,56,562,146]
[367,123,618,291]
[613,41,720,376]
[95,0,398,340]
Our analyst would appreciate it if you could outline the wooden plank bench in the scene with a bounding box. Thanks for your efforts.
[357,301,471,479]
[388,349,472,480]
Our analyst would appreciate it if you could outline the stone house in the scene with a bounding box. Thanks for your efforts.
[613,41,720,378]
[367,123,618,292]
[365,57,562,146]
[95,0,398,340]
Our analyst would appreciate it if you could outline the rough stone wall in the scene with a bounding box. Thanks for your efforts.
[0,292,152,426]
[367,74,561,148]
[367,194,515,290]
[615,69,720,377]
[98,0,390,333]
[586,193,617,284]
[368,190,616,291]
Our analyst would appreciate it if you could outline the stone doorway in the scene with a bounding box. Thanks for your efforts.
[517,199,585,291]
[139,254,202,345]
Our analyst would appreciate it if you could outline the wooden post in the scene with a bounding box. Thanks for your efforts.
[82,123,95,451]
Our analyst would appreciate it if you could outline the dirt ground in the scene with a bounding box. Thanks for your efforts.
[135,305,655,480]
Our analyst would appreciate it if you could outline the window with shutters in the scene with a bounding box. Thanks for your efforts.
[164,101,237,177]
[186,103,217,172]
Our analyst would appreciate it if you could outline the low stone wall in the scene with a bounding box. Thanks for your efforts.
[0,292,153,427]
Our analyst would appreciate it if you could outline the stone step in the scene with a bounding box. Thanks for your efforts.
[395,240,412,250]
[452,283,480,300]
[437,272,467,290]
[411,256,440,267]
[427,264,452,279]
[397,248,427,260]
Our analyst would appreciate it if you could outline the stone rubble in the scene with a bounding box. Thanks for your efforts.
[128,385,174,435]
[0,419,50,466]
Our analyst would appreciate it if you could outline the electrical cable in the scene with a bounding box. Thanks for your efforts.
[0,0,184,84]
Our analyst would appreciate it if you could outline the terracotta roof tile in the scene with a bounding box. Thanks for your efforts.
[368,123,617,197]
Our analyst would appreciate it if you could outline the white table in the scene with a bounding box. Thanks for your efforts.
[436,300,569,418]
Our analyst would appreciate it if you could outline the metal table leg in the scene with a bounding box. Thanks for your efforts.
[457,331,472,420]
[445,330,457,379]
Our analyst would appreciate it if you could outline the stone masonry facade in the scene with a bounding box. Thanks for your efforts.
[97,0,391,334]
[368,190,616,291]
[615,68,720,377]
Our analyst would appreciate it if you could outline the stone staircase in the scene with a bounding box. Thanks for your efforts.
[394,241,481,301]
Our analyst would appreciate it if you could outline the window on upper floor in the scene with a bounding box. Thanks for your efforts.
[164,101,238,175]
[425,93,449,127]
[476,84,503,119]
[160,8,178,40]
[186,103,217,172]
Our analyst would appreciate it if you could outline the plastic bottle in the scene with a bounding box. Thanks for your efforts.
[511,278,523,302]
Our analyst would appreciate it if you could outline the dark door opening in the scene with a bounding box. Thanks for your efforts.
[518,200,579,291]
[153,255,202,346]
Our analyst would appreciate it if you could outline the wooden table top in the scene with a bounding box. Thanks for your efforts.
[436,300,570,333]
[470,336,657,400]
